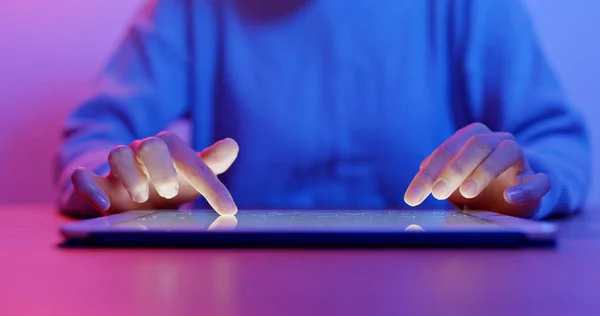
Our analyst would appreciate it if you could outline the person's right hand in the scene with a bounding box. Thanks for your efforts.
[71,131,239,216]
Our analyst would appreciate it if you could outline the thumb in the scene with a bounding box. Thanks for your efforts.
[503,173,551,205]
[198,138,239,175]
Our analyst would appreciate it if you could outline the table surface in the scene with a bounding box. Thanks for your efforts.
[1,205,599,316]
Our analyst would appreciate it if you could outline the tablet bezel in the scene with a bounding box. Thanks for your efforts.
[60,209,557,243]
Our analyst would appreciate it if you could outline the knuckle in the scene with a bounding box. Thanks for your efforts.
[467,135,492,154]
[150,164,178,181]
[138,137,168,157]
[108,145,133,164]
[481,164,501,179]
[193,160,213,175]
[156,131,174,137]
[540,173,550,182]
[156,131,177,143]
[434,145,455,162]
[467,122,490,132]
[71,168,93,194]
[71,167,86,186]
[499,139,523,156]
[447,163,466,176]
[470,167,493,186]
[539,174,552,190]
[72,166,86,177]
[496,132,515,140]
[419,157,429,169]
[416,169,436,184]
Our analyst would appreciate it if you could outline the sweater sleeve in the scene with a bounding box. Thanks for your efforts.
[55,0,191,216]
[459,0,591,219]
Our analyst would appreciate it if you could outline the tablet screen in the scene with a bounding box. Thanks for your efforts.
[110,210,497,232]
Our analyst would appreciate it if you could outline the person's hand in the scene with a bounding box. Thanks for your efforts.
[404,123,551,218]
[71,132,239,215]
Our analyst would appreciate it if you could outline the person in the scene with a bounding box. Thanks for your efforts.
[55,0,590,219]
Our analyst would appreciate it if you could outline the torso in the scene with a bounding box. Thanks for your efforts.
[192,0,468,209]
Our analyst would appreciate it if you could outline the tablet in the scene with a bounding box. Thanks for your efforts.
[60,209,557,247]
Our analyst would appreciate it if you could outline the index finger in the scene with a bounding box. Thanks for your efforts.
[404,123,491,206]
[157,132,237,215]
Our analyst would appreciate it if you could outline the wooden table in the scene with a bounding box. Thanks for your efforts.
[1,205,599,316]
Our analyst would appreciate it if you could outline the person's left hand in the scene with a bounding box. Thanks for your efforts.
[404,122,551,218]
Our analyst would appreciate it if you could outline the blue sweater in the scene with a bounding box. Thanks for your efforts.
[57,0,590,219]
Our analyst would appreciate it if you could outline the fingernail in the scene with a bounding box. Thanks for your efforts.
[461,180,478,198]
[432,180,449,200]
[158,184,179,200]
[91,192,109,211]
[504,188,525,204]
[132,187,149,203]
[404,186,424,206]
